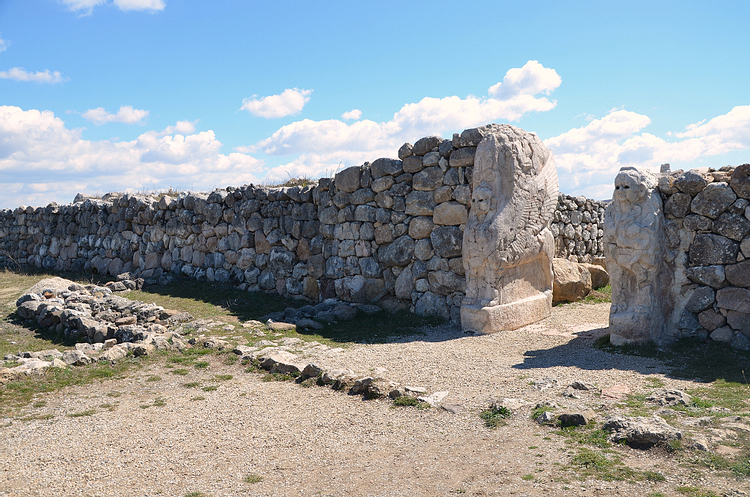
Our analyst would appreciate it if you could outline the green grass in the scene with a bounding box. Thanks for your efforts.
[480,405,512,429]
[214,374,233,381]
[569,448,664,482]
[201,385,218,392]
[67,409,96,417]
[531,404,556,422]
[146,375,162,382]
[675,487,720,497]
[521,474,534,481]
[243,474,263,484]
[193,361,209,369]
[582,285,612,304]
[183,492,206,497]
[557,423,611,448]
[183,382,201,388]
[262,372,298,382]
[392,396,431,409]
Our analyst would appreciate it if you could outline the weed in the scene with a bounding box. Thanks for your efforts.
[184,492,206,497]
[107,391,122,398]
[194,361,209,369]
[582,285,612,304]
[262,372,297,382]
[223,354,238,365]
[190,396,205,401]
[243,474,263,484]
[531,404,556,422]
[645,377,666,388]
[153,397,166,407]
[732,453,750,477]
[521,474,534,481]
[214,374,233,381]
[171,369,189,376]
[32,400,47,408]
[146,375,162,382]
[480,405,512,429]
[642,470,666,482]
[202,386,218,392]
[675,487,719,497]
[183,382,201,388]
[67,409,96,418]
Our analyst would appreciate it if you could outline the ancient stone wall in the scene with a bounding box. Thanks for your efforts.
[0,125,606,324]
[657,165,750,348]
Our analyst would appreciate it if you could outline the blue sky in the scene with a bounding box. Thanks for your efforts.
[1,0,749,208]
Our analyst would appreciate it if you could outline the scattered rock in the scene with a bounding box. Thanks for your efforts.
[603,415,682,448]
[646,388,692,406]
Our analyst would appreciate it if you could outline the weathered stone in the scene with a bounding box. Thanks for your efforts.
[414,239,433,261]
[433,202,468,226]
[710,326,735,343]
[394,266,413,299]
[334,166,361,193]
[683,214,712,231]
[413,135,442,156]
[371,176,394,193]
[431,226,463,258]
[646,389,692,406]
[727,311,750,336]
[685,286,715,313]
[422,151,440,168]
[260,350,302,375]
[462,125,557,333]
[415,291,449,320]
[408,216,434,240]
[62,350,92,366]
[397,144,413,160]
[716,287,750,313]
[427,271,465,295]
[552,259,592,303]
[689,234,739,266]
[730,163,750,198]
[580,263,609,289]
[405,191,435,216]
[558,411,596,427]
[674,170,709,196]
[604,167,667,345]
[449,146,476,167]
[378,236,414,267]
[685,265,726,288]
[699,308,726,331]
[402,156,423,174]
[726,260,750,288]
[691,182,737,219]
[374,224,394,245]
[664,192,692,218]
[713,212,750,242]
[603,415,682,448]
[412,167,443,191]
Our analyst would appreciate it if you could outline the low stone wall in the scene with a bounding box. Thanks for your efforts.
[0,125,606,324]
[658,165,750,347]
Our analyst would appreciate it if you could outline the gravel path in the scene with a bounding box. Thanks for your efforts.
[1,302,748,497]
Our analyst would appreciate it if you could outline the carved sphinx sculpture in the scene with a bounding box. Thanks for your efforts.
[461,124,558,333]
[603,166,666,344]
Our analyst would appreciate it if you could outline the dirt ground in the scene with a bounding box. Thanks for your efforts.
[1,301,749,497]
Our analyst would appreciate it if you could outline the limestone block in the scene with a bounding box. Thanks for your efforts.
[461,125,558,333]
[727,311,750,336]
[397,144,413,160]
[371,176,394,193]
[427,271,465,295]
[374,224,394,245]
[422,151,440,168]
[552,259,592,303]
[377,236,414,267]
[402,156,423,174]
[431,226,462,258]
[433,202,468,226]
[414,239,434,261]
[405,191,435,216]
[395,266,413,299]
[698,308,726,331]
[580,262,609,289]
[664,193,692,218]
[710,326,735,343]
[726,260,750,288]
[685,265,726,288]
[415,291,449,319]
[334,166,361,193]
[433,186,453,204]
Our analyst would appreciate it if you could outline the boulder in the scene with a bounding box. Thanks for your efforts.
[603,415,682,448]
[552,258,592,303]
[645,388,692,406]
[580,263,609,289]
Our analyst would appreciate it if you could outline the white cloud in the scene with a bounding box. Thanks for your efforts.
[544,105,750,199]
[341,109,362,121]
[0,106,264,208]
[158,120,198,136]
[0,68,67,84]
[60,0,164,14]
[60,0,106,15]
[240,88,313,119]
[488,60,562,99]
[0,35,8,53]
[113,0,165,11]
[81,105,150,125]
[254,61,561,177]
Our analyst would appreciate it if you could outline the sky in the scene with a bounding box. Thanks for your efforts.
[0,0,749,208]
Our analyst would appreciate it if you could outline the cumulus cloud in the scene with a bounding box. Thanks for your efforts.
[81,105,150,125]
[254,61,561,182]
[240,88,313,119]
[0,106,264,208]
[341,109,362,121]
[544,105,750,198]
[488,60,562,99]
[0,68,67,84]
[0,35,8,53]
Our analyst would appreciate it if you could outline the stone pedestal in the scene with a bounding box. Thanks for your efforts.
[462,292,552,333]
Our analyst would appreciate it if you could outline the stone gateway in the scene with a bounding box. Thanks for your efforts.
[461,124,559,333]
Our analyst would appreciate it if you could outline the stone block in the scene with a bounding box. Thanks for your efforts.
[552,259,592,303]
[334,166,361,193]
[412,167,443,191]
[685,265,726,288]
[698,308,726,331]
[689,234,739,265]
[408,216,433,240]
[727,311,750,336]
[685,286,716,313]
[710,326,735,343]
[730,163,750,198]
[726,260,750,288]
[449,146,476,167]
[433,202,468,226]
[430,226,462,258]
[402,156,423,174]
[716,287,750,313]
[713,212,750,241]
[413,135,442,156]
[377,236,414,267]
[405,191,435,216]
[691,182,737,219]
[675,170,709,196]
